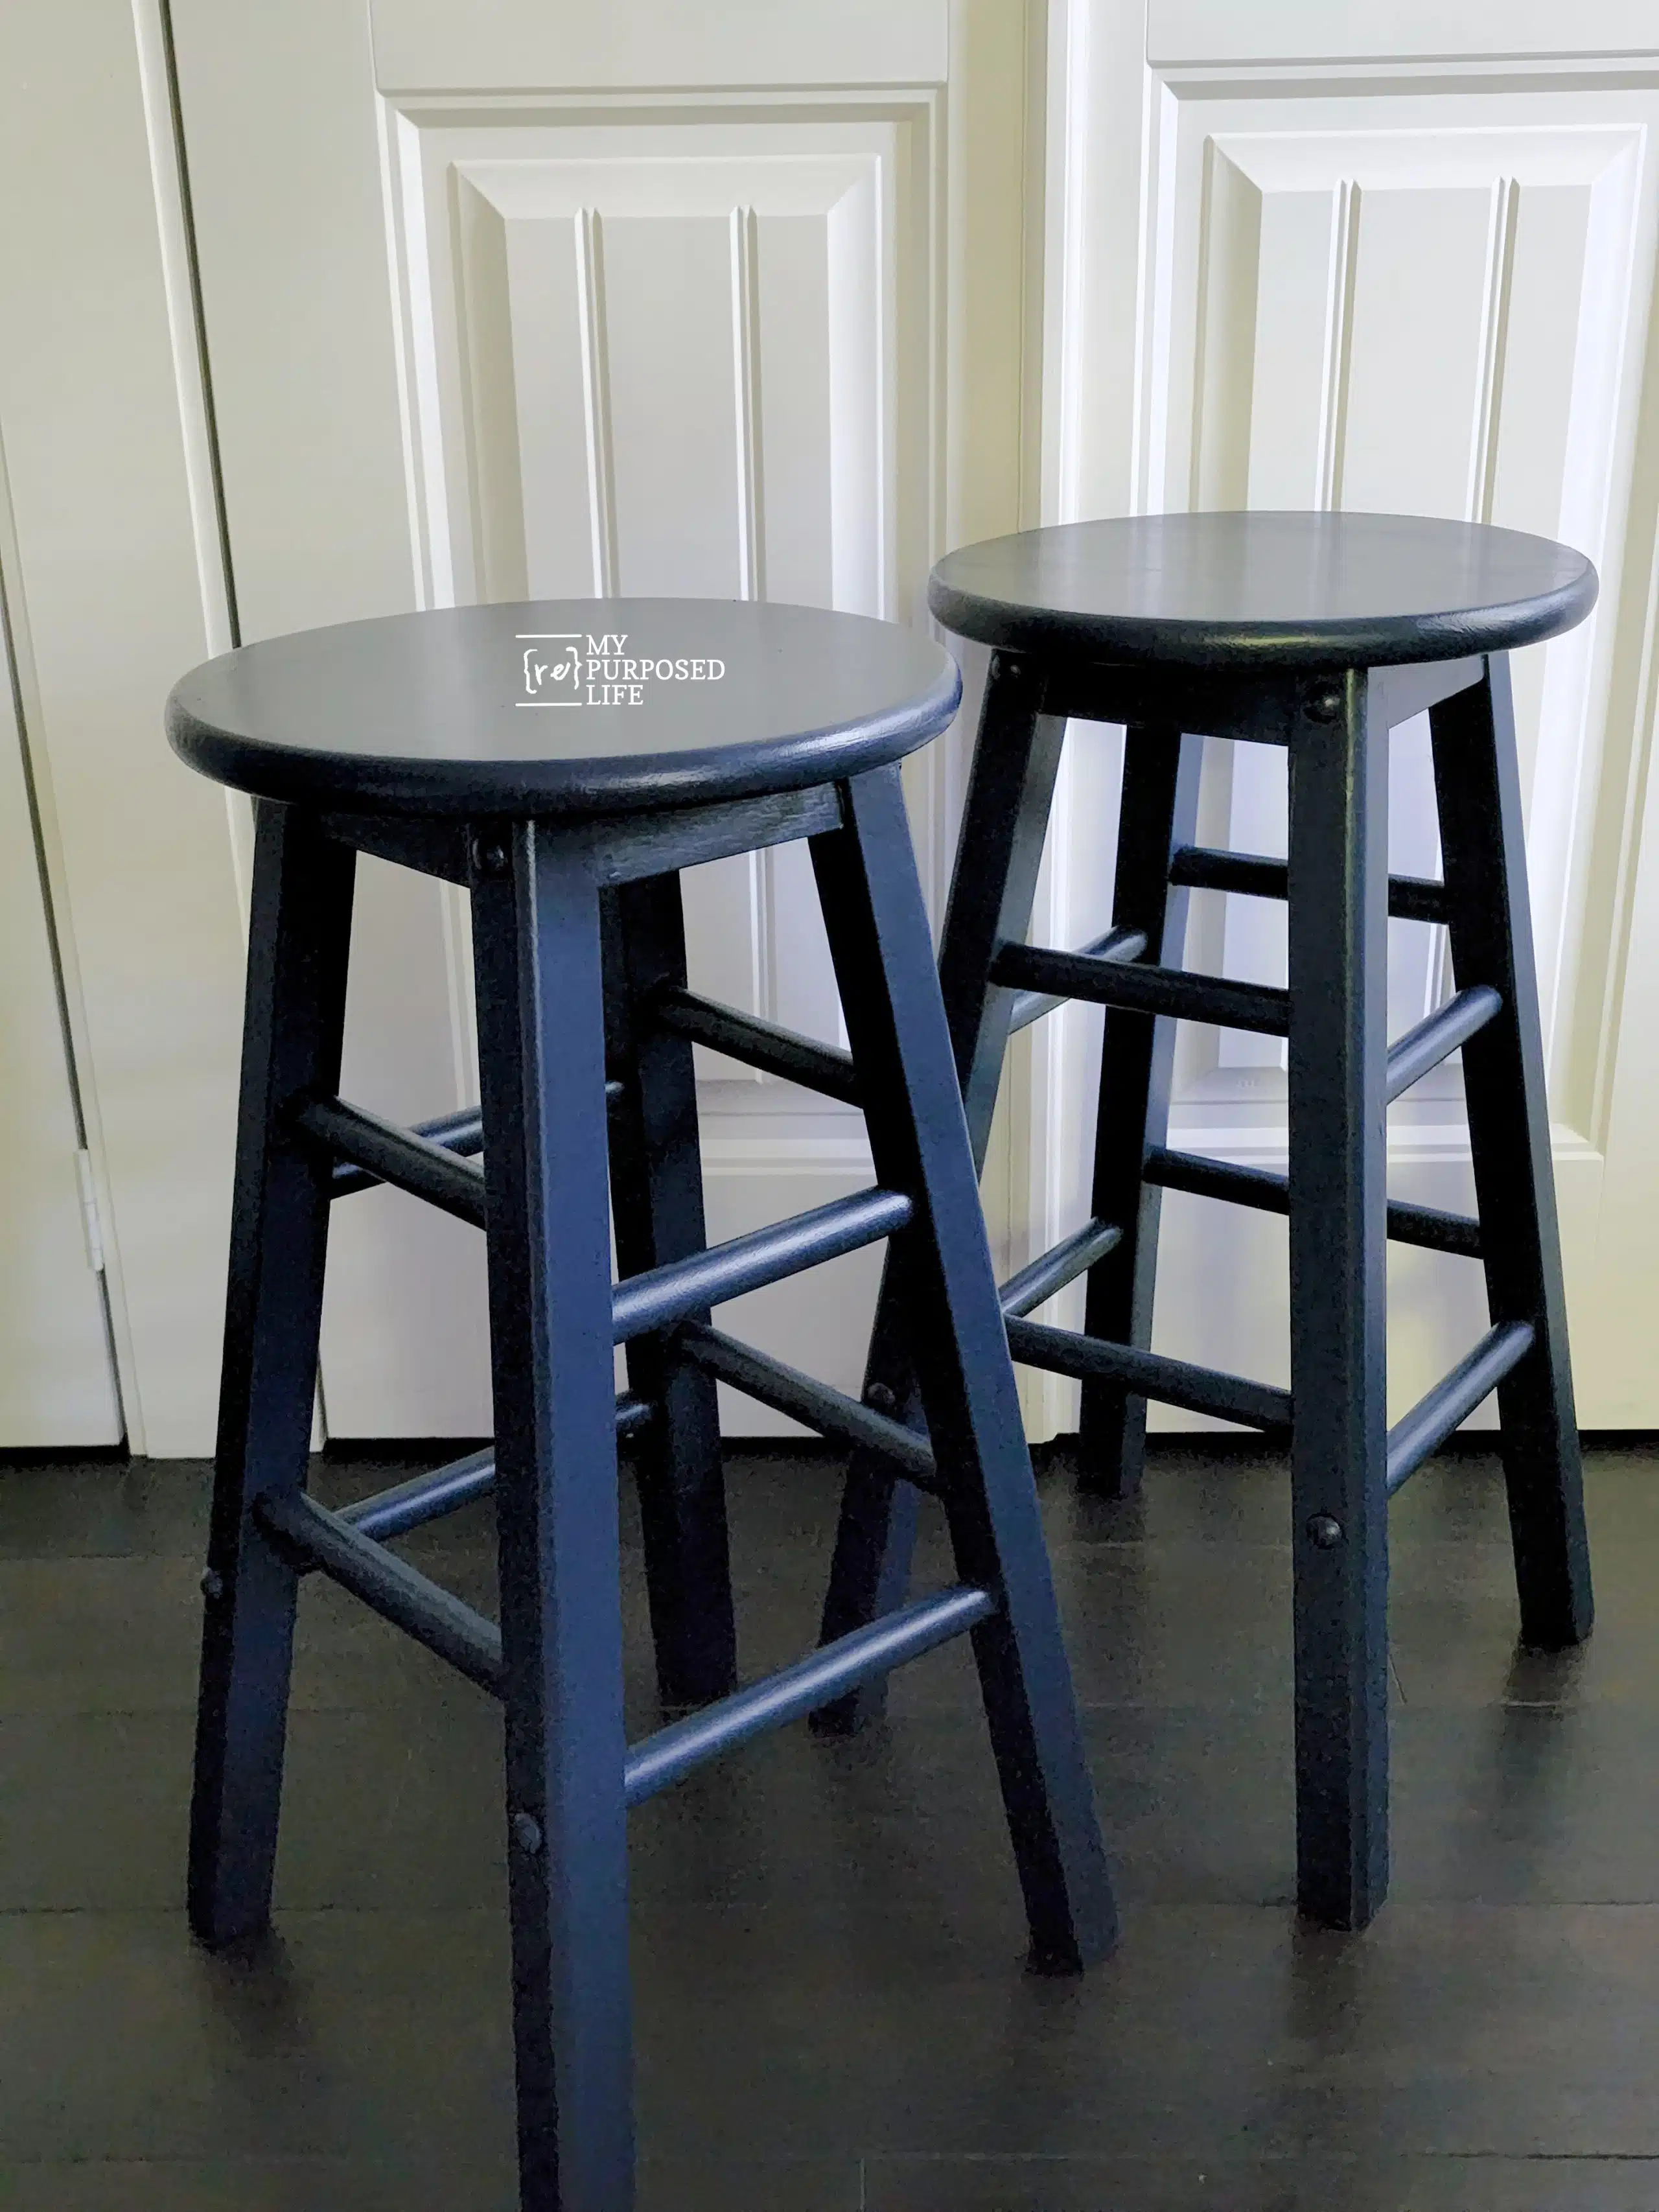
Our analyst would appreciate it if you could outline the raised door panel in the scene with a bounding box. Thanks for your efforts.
[1176,126,1638,1102]
[391,124,906,1061]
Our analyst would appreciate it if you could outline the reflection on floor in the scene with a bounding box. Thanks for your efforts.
[1,1437,1657,2209]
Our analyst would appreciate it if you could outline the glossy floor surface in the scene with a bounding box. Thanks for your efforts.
[1,1439,1656,2209]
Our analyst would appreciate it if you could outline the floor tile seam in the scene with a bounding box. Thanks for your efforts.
[0,1541,496,1563]
[858,2150,1659,2165]
[1044,1537,1294,1552]
[893,2152,1599,2167]
[631,1894,1659,1922]
[0,1701,491,1719]
[0,1902,507,1927]
[12,1890,1659,1909]
[0,1551,206,1565]
[0,2155,511,2171]
[889,1694,1647,1713]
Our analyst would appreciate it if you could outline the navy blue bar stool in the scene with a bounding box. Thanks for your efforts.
[814,511,1597,1932]
[167,597,1115,2211]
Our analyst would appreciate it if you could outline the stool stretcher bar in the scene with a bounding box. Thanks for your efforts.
[304,1097,909,1349]
[300,1097,487,1226]
[327,1087,627,1198]
[1168,846,1452,927]
[612,1187,911,1343]
[1385,1320,1535,1496]
[1143,1147,1483,1260]
[256,1489,504,1694]
[623,1585,996,1807]
[998,1218,1122,1318]
[1005,927,1146,1035]
[993,946,1502,1100]
[1006,1314,1292,1431]
[259,1493,995,1808]
[342,1445,496,1541]
[1385,986,1503,1102]
[682,1218,1128,1482]
[653,987,861,1103]
[331,1105,483,1194]
[992,941,1291,1037]
[339,1394,655,1546]
[679,1323,941,1489]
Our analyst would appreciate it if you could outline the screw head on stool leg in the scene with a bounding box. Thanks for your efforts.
[511,1811,544,1857]
[1306,1514,1345,1550]
[1306,687,1345,724]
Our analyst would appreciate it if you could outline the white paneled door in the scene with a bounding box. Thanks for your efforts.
[0,596,121,1447]
[165,0,1034,1439]
[1018,0,1659,1428]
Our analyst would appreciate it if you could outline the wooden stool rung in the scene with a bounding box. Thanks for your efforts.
[679,1323,940,1489]
[652,986,861,1102]
[1143,1147,1483,1259]
[992,940,1289,1036]
[1386,1320,1536,1495]
[341,1393,655,1545]
[331,1104,483,1193]
[999,1218,1122,1317]
[624,1584,995,1808]
[1006,1314,1292,1431]
[612,1187,911,1344]
[342,1445,497,1541]
[256,1489,504,1694]
[300,1095,487,1224]
[1385,984,1503,1102]
[1169,844,1451,925]
[1004,926,1146,1034]
[329,1086,626,1198]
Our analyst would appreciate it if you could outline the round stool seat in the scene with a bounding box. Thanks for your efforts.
[167,598,960,817]
[928,511,1596,670]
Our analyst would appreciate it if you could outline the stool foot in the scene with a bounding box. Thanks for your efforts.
[1430,658,1594,1652]
[189,802,355,1949]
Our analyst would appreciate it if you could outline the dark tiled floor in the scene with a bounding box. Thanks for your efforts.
[1,1440,1657,2208]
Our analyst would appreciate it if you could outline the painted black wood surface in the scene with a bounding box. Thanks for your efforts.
[168,600,1113,2211]
[166,599,960,816]
[929,510,1596,667]
[819,509,1596,1933]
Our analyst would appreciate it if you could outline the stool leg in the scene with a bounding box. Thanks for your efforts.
[603,877,737,1711]
[473,827,634,2211]
[189,801,355,1948]
[812,764,1118,1969]
[1286,677,1390,1931]
[814,653,1063,1732]
[1076,727,1203,1496]
[1428,657,1593,1647]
